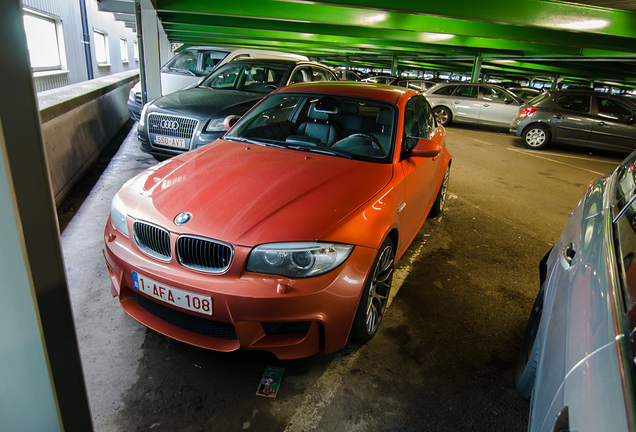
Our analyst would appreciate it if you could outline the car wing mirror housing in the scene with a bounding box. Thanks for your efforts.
[223,114,241,130]
[408,137,442,158]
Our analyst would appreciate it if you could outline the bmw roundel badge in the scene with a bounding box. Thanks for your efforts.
[174,212,192,225]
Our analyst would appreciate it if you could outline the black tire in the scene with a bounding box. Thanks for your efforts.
[428,165,450,218]
[349,238,395,344]
[522,124,551,150]
[433,106,452,127]
[515,287,544,398]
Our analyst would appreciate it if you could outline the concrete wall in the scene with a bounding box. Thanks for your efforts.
[37,70,139,206]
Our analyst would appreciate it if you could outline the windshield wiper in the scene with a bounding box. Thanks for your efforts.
[169,67,196,77]
[287,145,351,159]
[225,136,287,149]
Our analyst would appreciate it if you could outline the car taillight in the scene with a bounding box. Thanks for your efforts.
[519,108,537,117]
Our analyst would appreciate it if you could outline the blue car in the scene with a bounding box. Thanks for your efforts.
[516,150,636,430]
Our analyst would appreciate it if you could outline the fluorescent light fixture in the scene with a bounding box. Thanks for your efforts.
[358,12,387,26]
[419,33,455,42]
[549,18,609,30]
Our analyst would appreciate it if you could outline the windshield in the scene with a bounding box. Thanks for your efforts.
[199,63,291,92]
[161,49,228,77]
[225,93,396,162]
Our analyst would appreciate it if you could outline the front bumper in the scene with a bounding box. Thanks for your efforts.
[127,99,142,121]
[138,123,225,159]
[103,216,375,359]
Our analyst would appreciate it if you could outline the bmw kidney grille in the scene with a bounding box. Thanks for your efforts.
[132,221,171,261]
[132,221,233,272]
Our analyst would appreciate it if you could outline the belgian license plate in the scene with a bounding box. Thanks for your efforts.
[153,134,187,149]
[132,271,212,315]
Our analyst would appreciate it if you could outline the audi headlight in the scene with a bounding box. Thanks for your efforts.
[205,118,226,132]
[246,242,353,278]
[110,194,129,237]
[139,102,150,127]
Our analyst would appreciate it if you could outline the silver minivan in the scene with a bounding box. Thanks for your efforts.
[516,149,636,431]
[424,83,522,127]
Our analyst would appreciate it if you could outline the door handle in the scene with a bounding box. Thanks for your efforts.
[597,121,607,127]
[553,114,563,119]
[560,243,577,270]
[483,104,490,107]
[552,406,569,432]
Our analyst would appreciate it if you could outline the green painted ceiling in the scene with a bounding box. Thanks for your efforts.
[100,0,636,85]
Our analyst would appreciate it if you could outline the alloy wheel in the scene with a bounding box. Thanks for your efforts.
[365,244,394,335]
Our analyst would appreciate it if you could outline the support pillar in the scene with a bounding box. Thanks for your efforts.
[471,54,482,83]
[139,0,161,102]
[0,1,92,430]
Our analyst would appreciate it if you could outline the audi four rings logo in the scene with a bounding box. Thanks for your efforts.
[160,120,180,130]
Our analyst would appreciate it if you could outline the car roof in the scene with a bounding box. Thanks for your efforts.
[225,58,328,67]
[546,89,636,104]
[276,81,412,103]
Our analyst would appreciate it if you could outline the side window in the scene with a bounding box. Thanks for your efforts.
[557,95,591,113]
[598,97,635,123]
[421,97,436,137]
[482,87,510,102]
[455,86,478,98]
[404,97,426,152]
[432,85,457,95]
[290,67,310,84]
[311,68,332,81]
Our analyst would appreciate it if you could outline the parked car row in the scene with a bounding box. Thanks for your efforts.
[127,47,309,120]
[137,58,338,160]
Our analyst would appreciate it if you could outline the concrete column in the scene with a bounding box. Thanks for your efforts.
[471,54,483,83]
[391,56,399,76]
[140,0,162,101]
[0,0,92,430]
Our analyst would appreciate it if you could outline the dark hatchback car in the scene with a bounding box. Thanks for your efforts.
[510,90,636,152]
[137,58,337,160]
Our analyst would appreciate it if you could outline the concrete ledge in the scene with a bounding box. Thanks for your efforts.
[38,70,139,206]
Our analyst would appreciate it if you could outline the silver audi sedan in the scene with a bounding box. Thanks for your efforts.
[516,150,636,431]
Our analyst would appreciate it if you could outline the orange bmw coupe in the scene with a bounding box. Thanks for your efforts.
[103,82,452,359]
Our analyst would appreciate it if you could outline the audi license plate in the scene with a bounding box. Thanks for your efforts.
[132,271,212,315]
[153,134,187,149]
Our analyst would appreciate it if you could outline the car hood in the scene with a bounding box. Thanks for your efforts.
[120,140,393,246]
[151,88,266,118]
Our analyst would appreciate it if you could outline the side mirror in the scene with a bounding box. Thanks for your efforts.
[409,138,442,158]
[223,114,241,130]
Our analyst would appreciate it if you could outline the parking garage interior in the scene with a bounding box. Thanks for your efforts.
[2,1,636,431]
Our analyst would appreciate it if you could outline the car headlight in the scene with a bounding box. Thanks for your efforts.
[110,194,129,237]
[128,89,135,102]
[205,118,226,132]
[139,102,151,126]
[246,242,353,278]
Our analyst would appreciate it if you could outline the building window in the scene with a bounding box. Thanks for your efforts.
[93,29,109,66]
[120,38,128,63]
[22,10,66,72]
[133,41,139,61]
